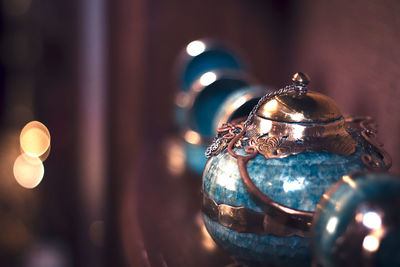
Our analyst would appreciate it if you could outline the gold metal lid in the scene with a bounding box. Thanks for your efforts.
[256,91,342,123]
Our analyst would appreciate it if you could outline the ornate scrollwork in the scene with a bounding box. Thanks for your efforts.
[345,116,391,171]
[205,122,243,158]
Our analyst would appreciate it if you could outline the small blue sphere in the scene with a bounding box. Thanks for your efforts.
[312,172,400,267]
[177,39,244,92]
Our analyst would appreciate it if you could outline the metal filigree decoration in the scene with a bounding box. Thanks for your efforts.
[203,73,391,238]
[248,119,358,159]
[345,116,391,171]
[205,122,243,158]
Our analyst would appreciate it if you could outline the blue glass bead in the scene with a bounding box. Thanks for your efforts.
[202,147,367,266]
[312,173,400,267]
[178,40,244,92]
[190,74,250,138]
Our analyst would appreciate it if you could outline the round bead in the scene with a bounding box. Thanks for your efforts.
[177,39,244,92]
[312,173,400,267]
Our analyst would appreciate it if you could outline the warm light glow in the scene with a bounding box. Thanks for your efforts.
[363,212,382,230]
[196,213,217,251]
[290,113,304,122]
[292,124,305,140]
[89,220,104,247]
[326,217,338,234]
[20,121,51,158]
[259,119,272,134]
[363,235,380,252]
[342,175,357,189]
[263,99,278,115]
[186,40,206,57]
[232,96,247,110]
[13,153,44,189]
[165,139,186,176]
[175,92,190,108]
[199,72,217,86]
[184,130,201,145]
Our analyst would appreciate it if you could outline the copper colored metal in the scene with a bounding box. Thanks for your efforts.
[226,124,314,234]
[202,193,311,237]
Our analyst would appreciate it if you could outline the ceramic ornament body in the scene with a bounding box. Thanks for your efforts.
[201,73,391,266]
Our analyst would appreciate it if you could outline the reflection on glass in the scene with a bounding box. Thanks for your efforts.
[13,153,44,189]
[186,40,206,57]
[342,175,357,189]
[283,177,305,192]
[291,124,305,140]
[290,113,304,122]
[199,72,217,86]
[263,99,278,116]
[362,211,382,230]
[362,234,380,252]
[325,217,338,234]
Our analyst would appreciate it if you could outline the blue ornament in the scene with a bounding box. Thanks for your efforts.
[174,39,245,131]
[180,70,263,175]
[202,73,391,266]
[312,172,400,267]
[176,39,244,92]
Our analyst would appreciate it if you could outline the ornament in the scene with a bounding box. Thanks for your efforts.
[174,39,244,129]
[312,172,400,267]
[201,73,391,266]
[181,70,255,175]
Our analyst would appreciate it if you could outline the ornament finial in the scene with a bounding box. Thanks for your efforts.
[292,72,310,90]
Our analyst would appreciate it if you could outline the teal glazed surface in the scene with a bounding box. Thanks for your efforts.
[184,141,208,176]
[181,50,243,91]
[313,173,400,267]
[203,214,311,266]
[202,147,367,265]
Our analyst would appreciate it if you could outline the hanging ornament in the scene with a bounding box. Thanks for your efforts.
[201,73,391,266]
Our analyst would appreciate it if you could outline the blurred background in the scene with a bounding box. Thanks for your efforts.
[0,0,399,266]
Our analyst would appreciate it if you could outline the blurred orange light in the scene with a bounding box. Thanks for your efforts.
[165,139,186,176]
[184,130,201,145]
[20,121,50,158]
[13,153,44,189]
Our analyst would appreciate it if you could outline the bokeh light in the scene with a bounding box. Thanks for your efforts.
[20,121,51,158]
[13,153,44,189]
[199,72,217,86]
[186,40,206,57]
[362,234,380,252]
[165,138,185,176]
